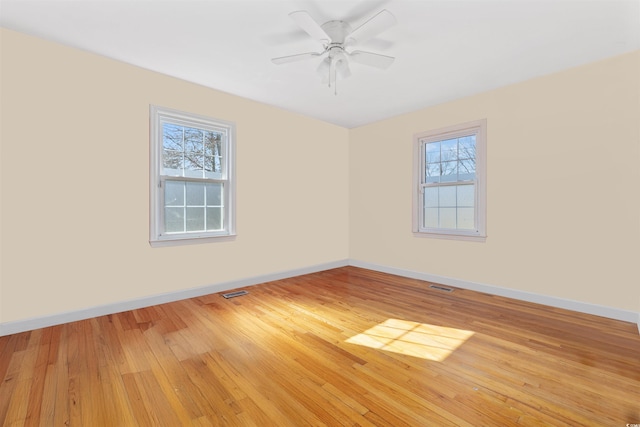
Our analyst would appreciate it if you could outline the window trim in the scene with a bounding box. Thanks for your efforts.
[149,105,236,247]
[412,119,487,242]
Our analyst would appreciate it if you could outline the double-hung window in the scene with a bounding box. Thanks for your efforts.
[150,106,235,246]
[413,119,486,241]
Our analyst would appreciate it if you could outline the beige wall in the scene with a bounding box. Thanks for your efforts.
[349,50,640,312]
[1,27,638,326]
[0,29,349,324]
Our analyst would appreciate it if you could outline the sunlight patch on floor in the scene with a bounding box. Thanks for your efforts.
[346,318,474,361]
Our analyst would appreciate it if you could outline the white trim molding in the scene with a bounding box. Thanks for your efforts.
[349,259,639,325]
[2,259,637,336]
[0,260,349,337]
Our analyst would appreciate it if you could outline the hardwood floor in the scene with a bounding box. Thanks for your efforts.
[1,266,639,426]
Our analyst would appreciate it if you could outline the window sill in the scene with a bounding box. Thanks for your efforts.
[412,231,486,243]
[150,233,236,248]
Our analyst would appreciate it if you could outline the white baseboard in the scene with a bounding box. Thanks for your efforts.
[0,259,349,337]
[2,258,638,336]
[349,259,640,325]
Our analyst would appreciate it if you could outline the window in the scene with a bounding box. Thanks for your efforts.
[413,119,486,241]
[150,106,235,246]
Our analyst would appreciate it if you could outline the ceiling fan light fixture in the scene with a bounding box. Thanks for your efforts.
[317,52,351,93]
[336,58,351,79]
[271,9,396,94]
[317,57,330,83]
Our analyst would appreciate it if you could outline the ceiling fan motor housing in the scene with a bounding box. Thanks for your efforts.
[320,20,352,46]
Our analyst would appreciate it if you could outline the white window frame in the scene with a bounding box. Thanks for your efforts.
[149,105,236,247]
[412,119,487,242]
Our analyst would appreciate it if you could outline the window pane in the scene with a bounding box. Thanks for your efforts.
[186,207,205,231]
[441,161,457,182]
[186,182,205,206]
[206,207,223,230]
[162,124,184,176]
[424,208,438,228]
[441,139,457,161]
[439,186,456,207]
[425,142,440,163]
[439,207,456,228]
[457,184,475,207]
[206,183,222,206]
[426,163,440,183]
[205,132,222,157]
[204,156,215,173]
[165,207,184,233]
[458,136,475,159]
[165,181,184,206]
[184,154,204,178]
[458,158,476,180]
[204,170,223,179]
[162,123,183,151]
[457,208,475,229]
[184,127,203,153]
[424,187,438,208]
[163,149,183,176]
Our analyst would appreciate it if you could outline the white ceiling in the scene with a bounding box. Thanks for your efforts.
[1,0,639,128]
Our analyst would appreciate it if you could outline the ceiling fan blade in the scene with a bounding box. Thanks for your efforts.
[346,9,396,45]
[289,11,330,43]
[349,50,395,69]
[271,52,322,65]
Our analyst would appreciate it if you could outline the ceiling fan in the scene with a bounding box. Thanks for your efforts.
[271,9,397,94]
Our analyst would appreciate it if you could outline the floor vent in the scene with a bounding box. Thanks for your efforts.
[222,290,249,299]
[429,284,454,292]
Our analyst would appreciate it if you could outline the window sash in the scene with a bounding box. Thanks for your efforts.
[159,119,228,180]
[419,181,477,232]
[159,177,229,237]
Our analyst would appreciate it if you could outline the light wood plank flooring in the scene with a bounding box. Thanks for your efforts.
[1,267,639,426]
